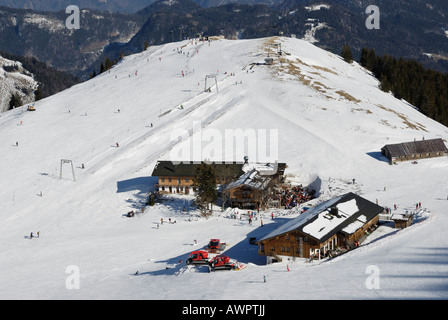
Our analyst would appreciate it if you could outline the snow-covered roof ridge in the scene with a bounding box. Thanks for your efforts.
[225,167,272,191]
[259,192,383,242]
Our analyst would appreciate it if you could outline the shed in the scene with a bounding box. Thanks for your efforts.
[381,138,447,164]
[391,213,414,229]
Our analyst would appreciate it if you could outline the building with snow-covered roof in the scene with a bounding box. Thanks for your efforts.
[391,213,414,229]
[224,162,287,209]
[257,192,383,262]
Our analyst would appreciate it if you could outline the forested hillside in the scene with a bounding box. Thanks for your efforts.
[360,48,448,127]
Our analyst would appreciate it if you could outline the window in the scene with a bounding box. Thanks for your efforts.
[161,178,165,182]
[177,178,181,184]
[168,178,172,182]
[185,178,189,183]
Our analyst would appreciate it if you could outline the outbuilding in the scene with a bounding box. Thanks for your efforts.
[391,213,414,229]
[381,138,447,164]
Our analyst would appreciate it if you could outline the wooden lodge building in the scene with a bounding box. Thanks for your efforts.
[381,138,448,164]
[257,192,383,262]
[224,163,286,209]
[151,160,245,194]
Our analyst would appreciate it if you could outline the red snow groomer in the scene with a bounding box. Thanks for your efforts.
[186,250,210,265]
[208,255,237,272]
[206,239,226,253]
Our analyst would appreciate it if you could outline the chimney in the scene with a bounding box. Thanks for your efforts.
[330,207,339,217]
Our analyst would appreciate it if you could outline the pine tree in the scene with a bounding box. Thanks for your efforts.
[193,163,217,215]
[8,94,22,110]
[360,48,368,67]
[341,45,353,63]
[104,58,114,71]
[34,87,43,101]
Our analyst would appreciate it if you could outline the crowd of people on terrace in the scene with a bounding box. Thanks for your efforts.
[273,185,316,209]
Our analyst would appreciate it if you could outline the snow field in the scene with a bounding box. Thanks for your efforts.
[1,37,448,299]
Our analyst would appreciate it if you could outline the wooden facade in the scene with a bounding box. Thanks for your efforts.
[391,213,413,229]
[342,215,379,244]
[152,161,245,194]
[381,138,448,164]
[157,176,194,194]
[225,163,286,209]
[227,185,263,209]
[259,230,339,260]
[257,193,383,262]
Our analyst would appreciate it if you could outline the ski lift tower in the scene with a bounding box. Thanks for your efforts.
[204,74,218,93]
[270,43,282,56]
[59,159,76,182]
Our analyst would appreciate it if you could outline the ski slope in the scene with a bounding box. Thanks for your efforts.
[1,37,448,300]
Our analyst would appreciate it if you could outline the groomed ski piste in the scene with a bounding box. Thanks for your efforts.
[1,36,448,300]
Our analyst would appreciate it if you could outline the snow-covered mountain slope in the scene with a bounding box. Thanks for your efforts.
[1,37,448,300]
[0,55,37,113]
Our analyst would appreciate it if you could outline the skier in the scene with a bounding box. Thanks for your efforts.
[30,232,33,239]
[116,142,119,148]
